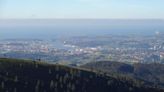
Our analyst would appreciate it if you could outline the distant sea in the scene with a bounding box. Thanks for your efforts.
[0,19,164,39]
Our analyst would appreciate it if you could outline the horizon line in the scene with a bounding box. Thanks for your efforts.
[0,18,164,20]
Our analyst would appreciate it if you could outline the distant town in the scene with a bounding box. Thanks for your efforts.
[0,33,164,65]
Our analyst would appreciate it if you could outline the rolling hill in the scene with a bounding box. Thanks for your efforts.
[0,58,163,92]
[81,61,164,89]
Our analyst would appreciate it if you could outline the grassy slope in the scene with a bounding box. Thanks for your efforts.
[0,58,163,92]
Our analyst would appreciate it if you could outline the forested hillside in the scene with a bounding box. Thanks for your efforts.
[82,61,164,89]
[0,58,163,92]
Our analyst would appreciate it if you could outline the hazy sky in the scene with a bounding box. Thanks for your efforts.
[0,0,164,19]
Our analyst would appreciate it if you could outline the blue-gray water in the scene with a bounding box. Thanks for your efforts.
[0,19,164,39]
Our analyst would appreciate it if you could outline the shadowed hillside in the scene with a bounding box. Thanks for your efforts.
[81,61,164,89]
[0,58,163,92]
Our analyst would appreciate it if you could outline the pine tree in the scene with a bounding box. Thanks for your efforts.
[50,80,54,89]
[1,81,4,89]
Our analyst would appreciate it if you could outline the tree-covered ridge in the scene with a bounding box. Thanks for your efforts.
[81,61,164,89]
[0,58,163,92]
